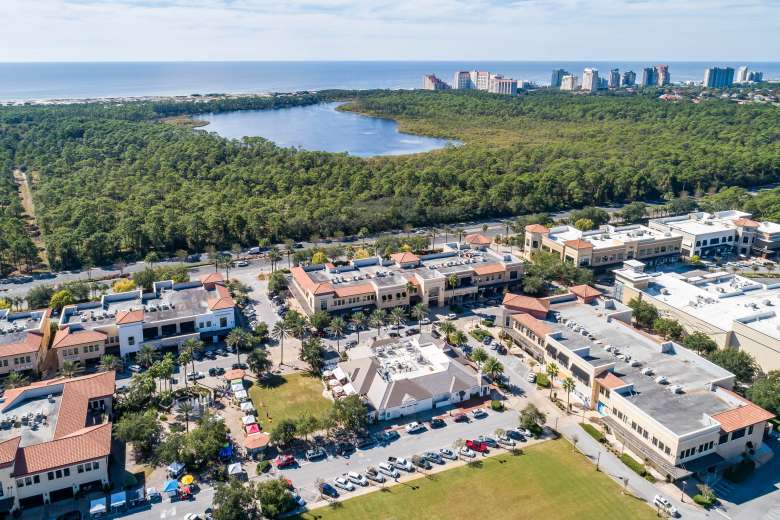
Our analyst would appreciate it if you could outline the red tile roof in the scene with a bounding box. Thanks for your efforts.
[54,371,116,439]
[116,309,144,325]
[224,369,246,381]
[0,437,20,468]
[0,331,43,358]
[334,283,374,298]
[390,252,420,264]
[200,272,225,285]
[569,284,602,299]
[464,233,492,246]
[511,313,552,338]
[734,218,760,228]
[473,263,506,276]
[14,423,112,476]
[52,328,107,349]
[596,372,628,390]
[502,293,550,314]
[524,224,550,234]
[711,392,775,433]
[564,239,593,250]
[208,283,236,311]
[290,267,334,296]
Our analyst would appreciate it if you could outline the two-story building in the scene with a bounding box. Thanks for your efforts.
[0,309,52,377]
[0,371,115,513]
[524,223,682,270]
[56,273,235,364]
[290,236,523,315]
[500,288,774,481]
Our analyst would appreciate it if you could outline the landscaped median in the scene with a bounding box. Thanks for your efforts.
[294,439,658,520]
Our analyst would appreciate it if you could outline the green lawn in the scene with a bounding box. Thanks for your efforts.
[297,439,657,520]
[249,373,332,425]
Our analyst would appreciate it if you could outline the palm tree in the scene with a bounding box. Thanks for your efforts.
[453,438,466,459]
[471,346,488,367]
[268,247,282,273]
[562,376,576,413]
[483,357,504,381]
[546,362,559,398]
[136,344,157,369]
[447,274,459,290]
[178,349,192,390]
[98,354,121,373]
[60,360,78,378]
[272,320,291,366]
[369,309,386,338]
[3,372,28,389]
[388,307,406,331]
[350,312,366,344]
[411,303,428,328]
[439,321,456,343]
[226,328,250,366]
[451,330,467,347]
[182,338,204,375]
[178,401,194,433]
[216,253,232,280]
[330,316,346,353]
[247,348,272,379]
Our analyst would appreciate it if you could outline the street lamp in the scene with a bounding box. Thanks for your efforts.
[680,480,686,503]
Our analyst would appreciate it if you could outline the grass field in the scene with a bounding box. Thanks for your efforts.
[296,439,657,520]
[249,373,332,425]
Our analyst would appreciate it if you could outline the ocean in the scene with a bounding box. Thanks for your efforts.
[1,61,779,102]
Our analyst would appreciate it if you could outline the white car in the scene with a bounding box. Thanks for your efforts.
[447,313,457,320]
[289,491,306,507]
[377,462,400,478]
[347,471,369,486]
[526,372,536,383]
[653,495,679,517]
[187,371,205,381]
[390,457,414,472]
[459,446,476,458]
[405,421,425,434]
[334,477,355,491]
[497,435,516,447]
[235,260,249,267]
[439,448,457,460]
[419,317,431,325]
[472,408,488,419]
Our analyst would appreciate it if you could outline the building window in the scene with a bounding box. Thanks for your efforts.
[77,465,83,473]
[93,461,99,470]
[55,470,62,479]
[48,472,54,480]
[25,477,32,486]
[748,425,754,435]
[719,433,729,444]
[664,447,671,455]
[64,468,70,477]
[220,317,228,327]
[732,428,747,440]
[33,475,40,484]
[128,336,135,346]
[16,480,23,488]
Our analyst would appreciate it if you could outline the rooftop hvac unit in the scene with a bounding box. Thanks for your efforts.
[654,376,668,385]
[669,385,683,394]
[641,367,653,376]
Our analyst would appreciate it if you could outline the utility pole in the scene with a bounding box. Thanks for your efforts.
[596,452,601,472]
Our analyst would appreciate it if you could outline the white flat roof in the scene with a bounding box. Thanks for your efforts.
[548,224,671,249]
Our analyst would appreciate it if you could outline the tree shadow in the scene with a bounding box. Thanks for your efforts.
[258,373,287,389]
[466,460,483,469]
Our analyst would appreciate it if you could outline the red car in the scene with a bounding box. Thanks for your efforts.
[452,412,469,423]
[274,454,296,468]
[466,440,488,453]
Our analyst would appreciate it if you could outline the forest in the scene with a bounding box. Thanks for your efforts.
[1,88,779,270]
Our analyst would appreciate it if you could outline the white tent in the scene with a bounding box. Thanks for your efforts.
[231,383,244,393]
[332,366,347,381]
[241,415,257,426]
[234,389,248,401]
[240,401,255,413]
[227,462,246,479]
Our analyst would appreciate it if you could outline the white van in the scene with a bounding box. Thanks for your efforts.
[653,495,679,517]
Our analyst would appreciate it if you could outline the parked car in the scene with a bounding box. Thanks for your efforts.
[388,331,400,338]
[129,364,143,373]
[333,477,354,491]
[466,440,489,453]
[215,367,225,376]
[204,351,216,360]
[447,313,457,320]
[274,454,295,468]
[388,456,414,472]
[428,417,446,429]
[235,260,249,267]
[405,421,425,434]
[515,427,533,438]
[335,442,355,456]
[346,340,358,348]
[377,462,400,478]
[653,495,679,517]
[187,371,205,381]
[419,318,431,325]
[347,471,369,486]
[216,348,228,357]
[459,446,476,458]
[356,435,376,449]
[439,448,457,460]
[365,467,386,483]
[231,363,248,370]
[208,368,218,377]
[507,429,526,442]
[498,434,517,447]
[526,372,536,383]
[452,412,469,423]
[471,408,488,419]
[288,491,306,507]
[423,451,444,464]
[413,456,432,470]
[319,483,339,498]
[482,337,493,346]
[378,430,400,444]
[306,448,326,461]
[476,435,497,448]
[404,328,419,336]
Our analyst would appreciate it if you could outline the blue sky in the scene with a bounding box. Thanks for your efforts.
[3,0,778,61]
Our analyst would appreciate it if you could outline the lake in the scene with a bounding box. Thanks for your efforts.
[194,102,459,157]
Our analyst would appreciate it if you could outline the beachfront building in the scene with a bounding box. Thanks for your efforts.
[560,74,578,91]
[332,333,488,421]
[56,273,235,364]
[523,223,682,270]
[290,234,523,315]
[0,371,115,513]
[499,287,774,481]
[0,309,52,377]
[648,210,780,260]
[614,261,780,371]
[422,74,450,90]
[488,76,517,96]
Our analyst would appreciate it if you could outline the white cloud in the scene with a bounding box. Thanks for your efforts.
[1,0,777,61]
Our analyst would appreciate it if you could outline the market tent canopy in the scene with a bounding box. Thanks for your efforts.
[228,462,244,475]
[225,369,245,380]
[219,445,234,458]
[180,474,195,486]
[245,423,260,435]
[89,497,107,515]
[166,461,185,476]
[235,389,248,401]
[245,432,270,450]
[240,401,255,413]
[163,480,179,493]
[241,415,257,426]
[110,491,127,509]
